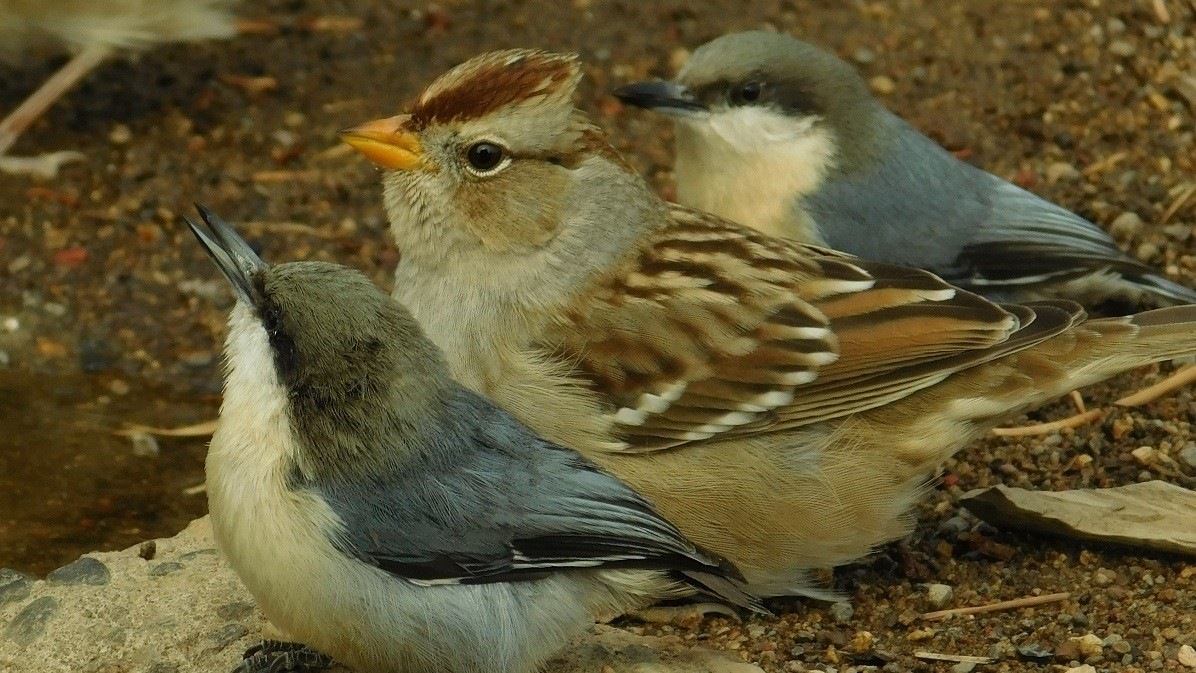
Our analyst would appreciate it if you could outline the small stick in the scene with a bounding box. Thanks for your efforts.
[1068,390,1087,414]
[920,592,1070,620]
[1159,183,1196,225]
[252,169,322,183]
[240,220,340,239]
[1115,364,1196,407]
[116,419,219,438]
[990,410,1103,437]
[1152,0,1171,22]
[913,652,994,664]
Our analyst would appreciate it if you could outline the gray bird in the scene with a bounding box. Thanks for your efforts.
[614,30,1196,310]
[185,204,762,673]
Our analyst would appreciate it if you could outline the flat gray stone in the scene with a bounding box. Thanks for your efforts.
[45,557,111,586]
[4,596,59,647]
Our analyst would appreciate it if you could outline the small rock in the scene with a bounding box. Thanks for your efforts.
[853,47,876,64]
[849,631,873,653]
[1065,666,1097,673]
[130,432,161,457]
[1131,446,1158,465]
[940,515,971,534]
[138,541,157,560]
[1056,639,1084,662]
[1072,634,1104,657]
[1093,568,1117,586]
[52,247,89,267]
[46,556,112,586]
[1046,162,1081,183]
[950,663,976,673]
[1108,212,1144,239]
[3,596,60,646]
[1017,643,1053,661]
[0,568,33,606]
[869,75,896,95]
[1108,40,1135,57]
[925,583,954,608]
[109,123,132,144]
[829,601,854,623]
[1178,443,1196,469]
[1178,644,1196,667]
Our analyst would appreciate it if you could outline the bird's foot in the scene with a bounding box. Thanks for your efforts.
[233,640,334,673]
[0,151,85,179]
[625,602,740,626]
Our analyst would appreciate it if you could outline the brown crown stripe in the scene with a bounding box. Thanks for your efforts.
[409,51,579,128]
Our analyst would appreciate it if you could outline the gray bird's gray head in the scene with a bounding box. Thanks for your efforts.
[185,205,452,431]
[612,32,888,238]
[615,31,878,145]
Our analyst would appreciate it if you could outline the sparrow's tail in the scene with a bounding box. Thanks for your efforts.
[924,303,1196,432]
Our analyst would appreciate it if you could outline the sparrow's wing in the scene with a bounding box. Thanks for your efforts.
[544,205,1082,451]
[313,388,760,609]
[806,113,1196,304]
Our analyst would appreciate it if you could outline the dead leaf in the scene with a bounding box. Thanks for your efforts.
[959,481,1196,557]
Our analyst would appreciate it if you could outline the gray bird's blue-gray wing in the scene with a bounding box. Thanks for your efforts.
[310,387,760,610]
[805,111,1196,305]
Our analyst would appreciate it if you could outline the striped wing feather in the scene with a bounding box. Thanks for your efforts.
[549,205,1083,451]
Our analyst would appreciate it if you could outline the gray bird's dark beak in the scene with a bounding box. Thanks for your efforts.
[613,80,708,116]
[184,203,267,307]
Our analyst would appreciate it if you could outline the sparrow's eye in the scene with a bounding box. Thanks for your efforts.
[733,81,763,104]
[464,141,509,175]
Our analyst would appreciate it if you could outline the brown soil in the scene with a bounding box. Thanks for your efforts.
[1,0,1194,671]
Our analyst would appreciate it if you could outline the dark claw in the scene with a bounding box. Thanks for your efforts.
[232,640,334,673]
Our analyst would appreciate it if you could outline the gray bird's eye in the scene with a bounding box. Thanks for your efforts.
[464,141,510,175]
[732,81,763,104]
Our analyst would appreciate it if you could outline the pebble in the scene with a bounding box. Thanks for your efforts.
[853,47,876,64]
[0,349,9,367]
[1178,443,1196,469]
[1131,446,1159,465]
[1178,644,1196,667]
[829,601,854,623]
[1108,211,1144,239]
[109,124,132,144]
[1108,40,1136,57]
[130,432,161,458]
[1065,666,1096,673]
[950,663,976,673]
[1072,633,1104,657]
[869,75,896,95]
[849,631,873,652]
[1093,568,1117,586]
[1045,162,1081,183]
[46,557,112,586]
[925,583,954,607]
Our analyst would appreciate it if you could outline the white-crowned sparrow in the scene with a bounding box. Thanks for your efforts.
[341,49,1196,597]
